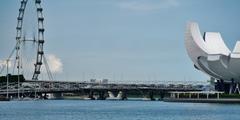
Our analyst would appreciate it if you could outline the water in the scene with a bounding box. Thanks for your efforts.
[0,100,239,120]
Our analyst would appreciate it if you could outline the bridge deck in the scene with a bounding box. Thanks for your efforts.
[0,80,202,95]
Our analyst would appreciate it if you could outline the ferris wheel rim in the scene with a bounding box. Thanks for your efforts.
[16,0,45,80]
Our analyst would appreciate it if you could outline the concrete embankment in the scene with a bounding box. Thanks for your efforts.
[163,98,240,103]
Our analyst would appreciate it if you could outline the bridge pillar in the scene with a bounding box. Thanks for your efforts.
[88,91,95,100]
[42,93,48,99]
[159,91,165,100]
[116,91,127,100]
[53,93,63,99]
[121,91,127,100]
[106,91,127,100]
[107,91,115,99]
[148,91,155,101]
[97,91,107,100]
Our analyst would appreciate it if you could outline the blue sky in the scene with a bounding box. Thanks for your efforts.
[1,0,240,82]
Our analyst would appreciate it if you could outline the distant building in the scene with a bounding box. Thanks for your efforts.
[89,79,108,84]
[90,79,97,83]
[101,79,108,84]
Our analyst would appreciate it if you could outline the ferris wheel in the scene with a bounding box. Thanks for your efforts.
[0,0,52,80]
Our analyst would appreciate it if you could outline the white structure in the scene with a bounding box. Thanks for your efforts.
[185,22,240,82]
[106,91,123,100]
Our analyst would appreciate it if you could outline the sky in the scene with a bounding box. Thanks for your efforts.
[0,0,240,83]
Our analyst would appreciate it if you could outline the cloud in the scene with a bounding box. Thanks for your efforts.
[0,59,12,69]
[45,54,63,73]
[0,60,6,69]
[118,0,179,11]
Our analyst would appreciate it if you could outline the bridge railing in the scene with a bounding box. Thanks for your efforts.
[0,80,206,95]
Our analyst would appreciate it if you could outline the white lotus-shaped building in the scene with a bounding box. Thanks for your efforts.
[185,22,240,83]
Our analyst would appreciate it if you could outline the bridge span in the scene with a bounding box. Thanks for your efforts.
[0,80,204,100]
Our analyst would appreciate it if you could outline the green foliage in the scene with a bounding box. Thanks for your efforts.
[220,93,240,98]
[0,74,25,83]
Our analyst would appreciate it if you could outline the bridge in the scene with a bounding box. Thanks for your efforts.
[0,79,203,100]
[0,0,206,100]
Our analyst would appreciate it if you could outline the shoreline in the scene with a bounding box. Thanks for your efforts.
[163,98,240,103]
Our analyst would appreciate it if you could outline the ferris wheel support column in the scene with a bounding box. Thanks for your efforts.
[17,60,20,99]
[6,59,9,99]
